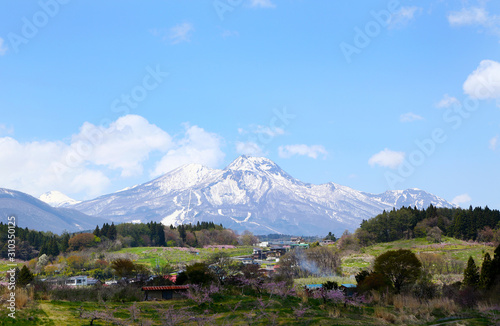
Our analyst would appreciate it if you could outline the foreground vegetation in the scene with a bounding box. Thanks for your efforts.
[1,205,500,325]
[1,284,499,325]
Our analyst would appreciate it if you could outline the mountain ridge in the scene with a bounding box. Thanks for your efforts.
[68,156,456,236]
[0,188,108,233]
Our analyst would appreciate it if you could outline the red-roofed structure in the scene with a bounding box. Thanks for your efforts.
[141,285,189,300]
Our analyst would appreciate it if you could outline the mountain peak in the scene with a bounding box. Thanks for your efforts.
[39,191,80,207]
[225,155,279,173]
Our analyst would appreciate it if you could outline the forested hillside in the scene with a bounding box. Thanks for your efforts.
[357,205,500,245]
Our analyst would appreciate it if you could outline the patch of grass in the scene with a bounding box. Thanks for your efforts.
[114,246,253,268]
[294,276,356,287]
[348,237,495,278]
[0,260,24,272]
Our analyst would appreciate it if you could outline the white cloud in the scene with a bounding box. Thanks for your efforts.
[151,125,225,177]
[239,125,285,137]
[278,144,327,159]
[448,7,489,26]
[0,38,7,55]
[235,141,265,156]
[169,22,194,44]
[0,115,225,199]
[254,125,285,137]
[448,6,500,37]
[388,6,422,29]
[69,170,111,196]
[0,136,110,198]
[452,193,472,206]
[490,135,498,150]
[248,0,276,8]
[368,148,405,169]
[400,112,424,122]
[463,60,500,99]
[72,115,172,177]
[436,94,460,108]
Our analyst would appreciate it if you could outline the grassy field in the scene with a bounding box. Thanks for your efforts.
[114,246,253,269]
[341,237,496,277]
[0,260,26,272]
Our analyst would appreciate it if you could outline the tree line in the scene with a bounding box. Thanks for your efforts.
[357,205,500,245]
[0,220,240,261]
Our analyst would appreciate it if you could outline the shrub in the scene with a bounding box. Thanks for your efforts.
[411,273,438,300]
[357,272,391,293]
[15,287,33,309]
[111,285,142,302]
[49,284,142,302]
[373,249,422,293]
[68,233,97,251]
[456,287,479,308]
[18,265,34,287]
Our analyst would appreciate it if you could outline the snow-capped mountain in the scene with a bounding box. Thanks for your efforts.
[69,156,456,236]
[0,188,108,233]
[39,190,80,207]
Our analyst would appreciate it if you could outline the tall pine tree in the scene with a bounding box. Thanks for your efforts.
[463,256,480,288]
[479,252,492,288]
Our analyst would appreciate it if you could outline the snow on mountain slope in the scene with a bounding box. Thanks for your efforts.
[39,191,81,207]
[0,188,108,233]
[69,156,456,236]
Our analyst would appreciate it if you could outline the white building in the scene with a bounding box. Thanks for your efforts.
[66,275,87,286]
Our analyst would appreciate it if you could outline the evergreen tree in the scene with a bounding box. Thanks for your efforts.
[463,256,480,288]
[18,265,34,287]
[60,232,70,252]
[107,222,117,240]
[490,243,500,286]
[479,252,492,288]
[101,223,110,238]
[48,237,60,256]
[178,225,186,242]
[93,225,100,237]
[157,223,166,246]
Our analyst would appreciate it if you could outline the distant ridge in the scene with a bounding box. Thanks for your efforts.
[0,188,108,233]
[68,156,456,236]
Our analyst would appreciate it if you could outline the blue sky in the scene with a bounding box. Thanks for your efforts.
[0,0,499,209]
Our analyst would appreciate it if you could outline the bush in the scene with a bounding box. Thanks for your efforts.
[357,272,391,293]
[49,284,143,302]
[456,286,479,308]
[111,285,142,302]
[411,274,438,300]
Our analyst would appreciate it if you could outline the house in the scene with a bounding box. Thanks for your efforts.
[142,285,190,300]
[320,239,335,246]
[340,284,357,297]
[290,243,309,250]
[267,246,287,258]
[87,277,99,285]
[305,284,322,290]
[65,275,88,286]
[252,248,267,260]
[240,257,255,265]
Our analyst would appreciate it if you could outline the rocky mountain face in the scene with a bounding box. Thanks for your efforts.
[69,156,456,236]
